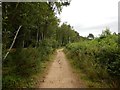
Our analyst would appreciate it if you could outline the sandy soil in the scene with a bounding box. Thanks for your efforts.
[39,49,85,88]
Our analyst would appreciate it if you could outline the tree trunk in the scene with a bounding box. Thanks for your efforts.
[23,40,24,48]
[3,25,22,60]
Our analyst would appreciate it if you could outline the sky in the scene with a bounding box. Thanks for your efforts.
[58,0,120,37]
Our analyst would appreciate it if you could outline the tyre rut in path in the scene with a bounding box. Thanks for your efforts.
[39,49,85,88]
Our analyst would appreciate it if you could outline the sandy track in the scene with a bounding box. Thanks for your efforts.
[39,49,85,88]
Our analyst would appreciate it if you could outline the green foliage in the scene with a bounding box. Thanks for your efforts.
[3,40,54,88]
[2,2,62,49]
[100,28,111,39]
[2,1,76,89]
[65,33,120,87]
[3,75,21,88]
[2,2,74,88]
[56,23,80,46]
[87,33,94,39]
[14,48,40,77]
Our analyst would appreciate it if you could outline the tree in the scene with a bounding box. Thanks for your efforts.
[2,2,72,58]
[56,23,80,46]
[87,33,94,39]
[100,28,111,39]
[2,2,64,49]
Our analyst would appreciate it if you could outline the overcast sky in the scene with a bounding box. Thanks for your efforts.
[58,0,120,37]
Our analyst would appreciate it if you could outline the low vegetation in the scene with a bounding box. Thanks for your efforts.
[2,39,56,88]
[65,29,120,88]
[2,2,119,89]
[2,2,79,88]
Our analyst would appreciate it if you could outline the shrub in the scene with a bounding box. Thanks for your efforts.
[3,39,55,88]
[65,34,120,87]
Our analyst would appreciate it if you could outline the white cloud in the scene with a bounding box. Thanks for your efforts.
[58,0,120,36]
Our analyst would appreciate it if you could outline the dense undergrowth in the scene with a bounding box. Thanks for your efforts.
[2,39,56,88]
[65,34,120,88]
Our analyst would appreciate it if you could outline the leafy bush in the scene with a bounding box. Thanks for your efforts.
[65,34,120,87]
[3,39,55,88]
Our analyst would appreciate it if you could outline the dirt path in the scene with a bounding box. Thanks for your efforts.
[39,49,85,88]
